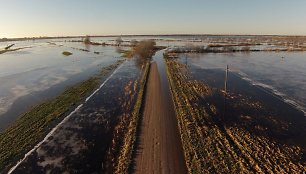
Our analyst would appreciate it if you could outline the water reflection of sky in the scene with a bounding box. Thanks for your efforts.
[0,42,121,116]
[1,37,306,127]
[183,52,306,113]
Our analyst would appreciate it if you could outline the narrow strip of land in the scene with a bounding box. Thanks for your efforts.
[134,52,187,174]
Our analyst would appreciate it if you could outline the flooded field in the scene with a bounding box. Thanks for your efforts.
[165,55,306,173]
[0,41,122,130]
[178,52,306,115]
[2,0,306,173]
[7,59,147,173]
[1,35,306,173]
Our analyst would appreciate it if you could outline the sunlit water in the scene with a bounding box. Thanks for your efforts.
[1,37,306,130]
[0,41,122,130]
[181,52,306,115]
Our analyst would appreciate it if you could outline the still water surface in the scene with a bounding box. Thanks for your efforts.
[181,52,306,115]
[0,41,122,130]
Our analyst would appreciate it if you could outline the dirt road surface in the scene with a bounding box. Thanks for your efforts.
[134,53,187,174]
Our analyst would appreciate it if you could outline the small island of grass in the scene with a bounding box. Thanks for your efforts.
[62,51,73,56]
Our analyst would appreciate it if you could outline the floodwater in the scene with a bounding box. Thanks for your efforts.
[8,59,144,173]
[0,41,122,130]
[1,36,306,131]
[179,52,306,115]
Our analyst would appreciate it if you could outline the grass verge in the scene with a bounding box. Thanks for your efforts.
[115,61,150,174]
[0,59,125,171]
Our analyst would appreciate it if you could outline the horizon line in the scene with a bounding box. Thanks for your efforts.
[2,33,306,40]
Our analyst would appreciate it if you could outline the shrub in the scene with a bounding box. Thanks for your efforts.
[84,35,91,44]
[133,40,156,59]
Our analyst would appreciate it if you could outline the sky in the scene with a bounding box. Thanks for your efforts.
[1,0,306,38]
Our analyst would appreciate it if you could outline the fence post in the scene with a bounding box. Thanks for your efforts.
[223,65,229,119]
[224,64,229,94]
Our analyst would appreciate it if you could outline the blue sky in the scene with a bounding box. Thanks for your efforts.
[1,0,306,37]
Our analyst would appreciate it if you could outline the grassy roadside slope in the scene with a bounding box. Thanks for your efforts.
[115,61,150,174]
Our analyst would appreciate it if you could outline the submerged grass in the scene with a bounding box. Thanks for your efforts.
[121,49,134,58]
[0,59,125,171]
[165,56,306,173]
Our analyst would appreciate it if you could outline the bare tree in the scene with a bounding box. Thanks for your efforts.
[116,37,123,46]
[84,35,91,44]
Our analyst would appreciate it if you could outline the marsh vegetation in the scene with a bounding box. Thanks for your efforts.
[165,54,306,173]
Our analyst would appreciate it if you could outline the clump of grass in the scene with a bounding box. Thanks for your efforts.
[0,60,125,172]
[121,49,134,58]
[62,51,72,56]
